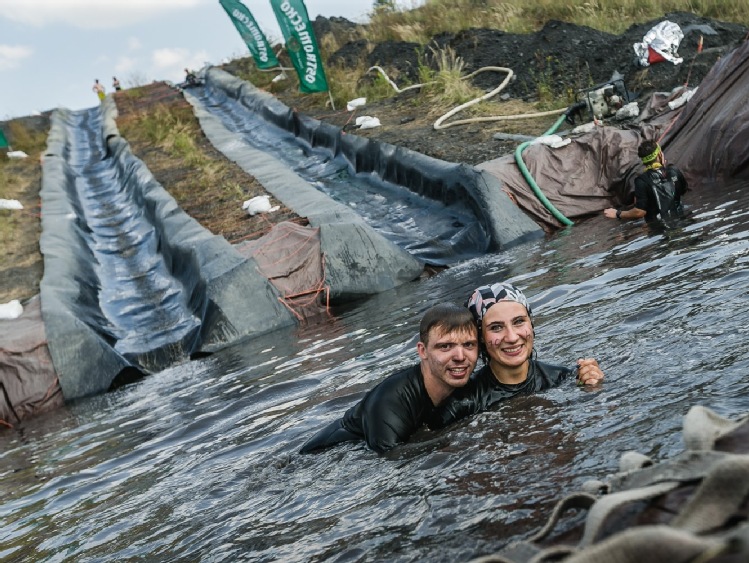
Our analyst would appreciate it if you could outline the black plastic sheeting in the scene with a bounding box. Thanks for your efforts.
[196,68,541,265]
[183,89,425,301]
[40,99,295,400]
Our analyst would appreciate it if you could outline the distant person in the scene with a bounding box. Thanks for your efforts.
[430,282,605,428]
[184,68,199,87]
[299,303,479,454]
[92,79,106,102]
[112,76,121,91]
[604,140,688,223]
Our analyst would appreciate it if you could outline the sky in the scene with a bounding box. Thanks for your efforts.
[0,0,412,119]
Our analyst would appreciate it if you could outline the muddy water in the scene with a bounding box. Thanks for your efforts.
[2,179,749,561]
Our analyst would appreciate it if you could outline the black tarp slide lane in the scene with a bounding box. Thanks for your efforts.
[191,67,542,266]
[39,99,296,401]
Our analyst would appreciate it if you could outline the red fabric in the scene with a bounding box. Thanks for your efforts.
[648,46,667,64]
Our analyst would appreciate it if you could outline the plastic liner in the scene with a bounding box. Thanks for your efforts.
[39,99,296,400]
[661,38,749,182]
[183,88,426,301]
[196,67,542,263]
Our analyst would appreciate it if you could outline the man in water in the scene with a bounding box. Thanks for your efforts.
[604,139,688,223]
[299,303,479,454]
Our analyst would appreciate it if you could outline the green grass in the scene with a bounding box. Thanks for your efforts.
[239,0,745,116]
[366,0,748,39]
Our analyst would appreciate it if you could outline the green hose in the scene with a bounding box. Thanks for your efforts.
[514,113,574,227]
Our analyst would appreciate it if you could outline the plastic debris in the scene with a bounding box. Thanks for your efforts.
[242,195,279,216]
[271,72,287,83]
[531,134,570,149]
[7,150,28,159]
[615,101,640,120]
[355,116,381,129]
[668,87,697,110]
[347,97,366,111]
[0,299,23,320]
[0,199,23,210]
[633,21,684,67]
[571,121,600,135]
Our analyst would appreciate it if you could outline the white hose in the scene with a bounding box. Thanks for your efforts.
[367,65,566,130]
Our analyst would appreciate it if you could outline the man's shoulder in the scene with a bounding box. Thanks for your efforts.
[371,363,422,395]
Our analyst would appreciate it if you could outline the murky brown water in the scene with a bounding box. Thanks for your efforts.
[2,180,749,562]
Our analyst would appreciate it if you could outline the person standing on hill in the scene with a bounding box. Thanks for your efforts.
[604,140,688,223]
[112,77,121,91]
[92,79,106,102]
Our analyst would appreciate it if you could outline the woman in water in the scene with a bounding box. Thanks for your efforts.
[430,282,604,427]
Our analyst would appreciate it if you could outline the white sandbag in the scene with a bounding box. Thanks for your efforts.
[356,116,381,129]
[347,97,366,111]
[0,199,23,210]
[0,299,23,320]
[615,101,640,120]
[531,134,570,149]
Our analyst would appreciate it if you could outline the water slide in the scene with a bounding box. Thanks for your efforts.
[39,100,295,400]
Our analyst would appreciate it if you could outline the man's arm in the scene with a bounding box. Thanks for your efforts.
[603,177,648,221]
[603,207,646,220]
[360,392,418,453]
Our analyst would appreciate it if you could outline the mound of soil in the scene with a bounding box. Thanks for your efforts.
[259,12,747,166]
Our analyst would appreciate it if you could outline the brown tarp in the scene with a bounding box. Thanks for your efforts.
[0,295,63,427]
[236,221,330,322]
[662,38,749,182]
[478,38,749,230]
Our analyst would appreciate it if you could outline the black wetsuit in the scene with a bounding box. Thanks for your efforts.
[430,360,574,429]
[634,164,688,222]
[299,364,437,454]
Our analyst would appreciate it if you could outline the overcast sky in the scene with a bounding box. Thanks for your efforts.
[0,0,413,119]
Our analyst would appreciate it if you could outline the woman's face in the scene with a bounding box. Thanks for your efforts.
[481,301,533,369]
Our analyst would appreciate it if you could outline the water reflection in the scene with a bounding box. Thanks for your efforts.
[2,180,749,561]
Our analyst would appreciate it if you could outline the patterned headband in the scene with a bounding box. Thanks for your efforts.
[465,282,532,325]
[641,144,661,164]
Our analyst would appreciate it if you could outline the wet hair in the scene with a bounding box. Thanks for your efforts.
[419,303,476,345]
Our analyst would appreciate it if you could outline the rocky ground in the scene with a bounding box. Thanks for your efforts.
[1,12,746,304]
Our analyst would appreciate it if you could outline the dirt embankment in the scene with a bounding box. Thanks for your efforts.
[1,12,746,305]
[254,12,747,165]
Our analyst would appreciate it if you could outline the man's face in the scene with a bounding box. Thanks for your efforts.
[418,325,479,393]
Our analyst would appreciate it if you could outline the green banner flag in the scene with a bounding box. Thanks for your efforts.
[270,0,329,93]
[0,129,8,149]
[219,0,279,70]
